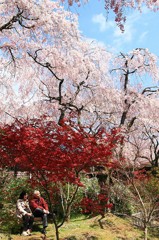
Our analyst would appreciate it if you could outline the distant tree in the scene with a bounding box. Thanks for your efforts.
[80,193,113,217]
[139,125,159,168]
[117,160,159,240]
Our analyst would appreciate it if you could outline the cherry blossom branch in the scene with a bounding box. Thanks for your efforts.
[28,50,90,124]
[143,126,159,167]
[142,86,159,96]
[0,6,37,32]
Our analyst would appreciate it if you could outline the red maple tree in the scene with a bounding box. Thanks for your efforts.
[0,116,122,239]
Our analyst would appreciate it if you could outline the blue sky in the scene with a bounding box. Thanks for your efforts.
[70,1,159,56]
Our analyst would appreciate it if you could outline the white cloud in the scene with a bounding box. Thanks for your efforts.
[112,10,149,50]
[91,10,150,51]
[92,11,140,44]
[114,23,135,43]
[84,36,106,47]
[92,13,114,32]
[113,11,142,43]
[138,31,148,43]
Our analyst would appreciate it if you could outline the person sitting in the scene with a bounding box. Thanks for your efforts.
[30,190,49,234]
[16,191,34,236]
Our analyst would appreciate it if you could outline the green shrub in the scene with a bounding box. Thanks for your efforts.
[0,173,32,234]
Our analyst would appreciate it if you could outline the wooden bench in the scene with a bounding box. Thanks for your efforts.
[34,217,42,225]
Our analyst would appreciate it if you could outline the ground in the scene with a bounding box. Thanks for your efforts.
[1,214,159,240]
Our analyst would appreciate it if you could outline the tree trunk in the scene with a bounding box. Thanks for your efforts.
[55,225,60,240]
[65,205,71,222]
[50,212,60,240]
[144,224,148,240]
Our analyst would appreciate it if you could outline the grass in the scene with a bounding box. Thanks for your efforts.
[59,214,142,240]
[1,213,159,240]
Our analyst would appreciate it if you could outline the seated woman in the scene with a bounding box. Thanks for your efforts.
[16,191,34,236]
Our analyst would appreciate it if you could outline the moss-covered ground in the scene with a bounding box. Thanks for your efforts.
[1,213,159,240]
